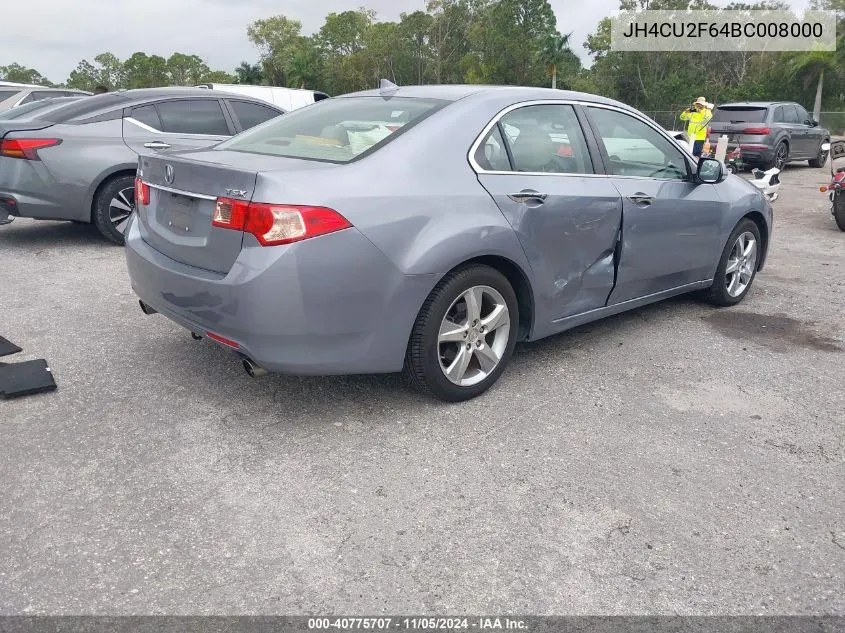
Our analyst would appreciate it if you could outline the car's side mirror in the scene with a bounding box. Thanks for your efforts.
[806,119,818,127]
[696,157,726,184]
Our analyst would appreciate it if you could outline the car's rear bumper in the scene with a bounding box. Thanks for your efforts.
[709,139,774,165]
[124,214,438,376]
[0,190,74,221]
[0,158,85,221]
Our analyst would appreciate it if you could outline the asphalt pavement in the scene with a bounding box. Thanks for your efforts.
[1,164,843,615]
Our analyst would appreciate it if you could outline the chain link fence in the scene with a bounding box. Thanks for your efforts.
[642,110,845,136]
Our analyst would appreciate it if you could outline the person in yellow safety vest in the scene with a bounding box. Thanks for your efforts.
[680,97,714,157]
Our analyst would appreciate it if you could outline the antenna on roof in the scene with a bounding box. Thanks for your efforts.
[379,78,399,94]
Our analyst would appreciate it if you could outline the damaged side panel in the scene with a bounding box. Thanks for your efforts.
[477,173,623,323]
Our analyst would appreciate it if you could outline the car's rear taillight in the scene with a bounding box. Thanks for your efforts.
[213,197,351,246]
[135,177,150,206]
[743,127,771,135]
[0,138,62,160]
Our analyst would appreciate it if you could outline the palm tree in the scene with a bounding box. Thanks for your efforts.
[788,38,844,122]
[540,33,575,90]
[235,61,263,85]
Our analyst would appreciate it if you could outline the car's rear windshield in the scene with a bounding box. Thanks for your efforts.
[40,93,128,123]
[712,106,768,124]
[216,96,448,163]
[0,90,21,102]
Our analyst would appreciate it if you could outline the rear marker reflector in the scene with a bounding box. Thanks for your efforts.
[206,332,240,349]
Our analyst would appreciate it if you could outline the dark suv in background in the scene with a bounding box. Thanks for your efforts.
[709,101,830,170]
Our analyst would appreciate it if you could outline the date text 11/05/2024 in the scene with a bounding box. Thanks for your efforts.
[308,617,527,631]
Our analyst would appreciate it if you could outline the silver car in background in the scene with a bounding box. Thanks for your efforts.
[0,88,285,243]
[0,96,84,121]
[126,85,773,402]
[0,83,90,112]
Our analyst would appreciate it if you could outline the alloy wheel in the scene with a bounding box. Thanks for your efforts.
[109,187,135,235]
[775,144,788,170]
[438,285,511,387]
[725,231,758,298]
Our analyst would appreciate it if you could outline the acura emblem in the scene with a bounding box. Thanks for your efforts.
[164,164,174,185]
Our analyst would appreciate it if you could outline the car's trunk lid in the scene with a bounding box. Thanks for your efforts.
[136,150,336,274]
[708,106,770,143]
[0,120,55,139]
[137,152,260,274]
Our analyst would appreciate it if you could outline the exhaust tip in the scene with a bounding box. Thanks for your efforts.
[242,358,268,378]
[139,300,157,315]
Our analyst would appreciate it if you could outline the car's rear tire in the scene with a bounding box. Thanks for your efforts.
[703,218,762,307]
[404,264,519,402]
[809,140,829,168]
[92,174,136,245]
[766,142,789,170]
[833,195,845,232]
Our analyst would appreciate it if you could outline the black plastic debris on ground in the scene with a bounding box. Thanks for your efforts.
[0,359,57,399]
[0,336,22,358]
[0,337,57,399]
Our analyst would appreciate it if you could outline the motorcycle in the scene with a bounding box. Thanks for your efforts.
[818,140,845,232]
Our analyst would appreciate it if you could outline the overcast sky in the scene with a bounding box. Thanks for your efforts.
[5,0,811,85]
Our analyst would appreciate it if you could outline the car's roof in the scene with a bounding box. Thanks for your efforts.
[4,86,89,94]
[339,84,630,109]
[38,87,284,124]
[116,87,242,100]
[717,101,792,108]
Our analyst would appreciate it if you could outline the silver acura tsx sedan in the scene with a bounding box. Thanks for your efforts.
[125,84,772,402]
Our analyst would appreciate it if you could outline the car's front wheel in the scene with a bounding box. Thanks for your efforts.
[703,219,762,307]
[93,174,136,245]
[404,265,519,402]
[809,140,829,168]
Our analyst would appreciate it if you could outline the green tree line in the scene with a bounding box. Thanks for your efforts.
[2,0,843,121]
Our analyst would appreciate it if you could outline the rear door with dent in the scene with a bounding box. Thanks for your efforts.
[473,102,623,321]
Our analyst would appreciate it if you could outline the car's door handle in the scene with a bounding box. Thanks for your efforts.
[144,141,171,150]
[508,190,548,203]
[628,194,655,206]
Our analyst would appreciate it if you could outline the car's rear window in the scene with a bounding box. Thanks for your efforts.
[40,93,128,123]
[216,96,448,163]
[0,90,21,102]
[712,106,768,124]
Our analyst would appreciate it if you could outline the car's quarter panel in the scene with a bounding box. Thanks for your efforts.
[0,118,133,222]
[125,218,437,375]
